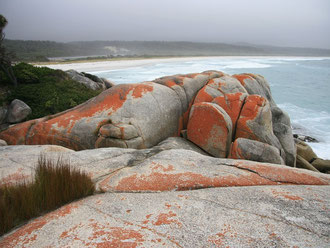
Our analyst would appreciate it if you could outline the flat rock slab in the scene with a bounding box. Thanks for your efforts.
[1,185,329,247]
[1,145,329,191]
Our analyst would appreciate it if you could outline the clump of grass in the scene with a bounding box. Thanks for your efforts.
[0,155,95,236]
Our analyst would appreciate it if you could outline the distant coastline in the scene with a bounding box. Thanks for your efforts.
[36,55,330,73]
[5,39,330,63]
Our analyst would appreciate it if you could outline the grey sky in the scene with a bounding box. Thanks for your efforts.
[1,0,330,48]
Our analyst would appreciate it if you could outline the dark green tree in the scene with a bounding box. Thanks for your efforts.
[0,15,17,87]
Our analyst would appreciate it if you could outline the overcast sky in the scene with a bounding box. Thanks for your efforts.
[1,0,330,48]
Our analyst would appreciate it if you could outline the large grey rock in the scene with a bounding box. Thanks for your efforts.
[0,72,223,150]
[1,185,329,247]
[66,69,106,90]
[1,145,328,190]
[272,106,296,166]
[229,138,285,165]
[0,139,7,146]
[235,95,282,152]
[234,73,276,107]
[6,99,32,124]
[0,71,297,168]
[193,74,247,104]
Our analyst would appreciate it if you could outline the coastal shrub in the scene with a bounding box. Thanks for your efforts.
[0,155,95,236]
[1,62,101,119]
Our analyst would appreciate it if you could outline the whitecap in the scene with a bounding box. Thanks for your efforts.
[223,61,271,69]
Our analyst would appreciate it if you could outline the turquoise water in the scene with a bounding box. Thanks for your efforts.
[93,57,330,159]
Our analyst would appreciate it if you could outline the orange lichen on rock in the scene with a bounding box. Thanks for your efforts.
[234,161,330,185]
[229,139,243,160]
[102,168,277,192]
[208,224,237,247]
[87,222,145,248]
[193,85,215,104]
[187,102,232,157]
[212,92,247,129]
[152,211,182,227]
[232,74,253,86]
[0,118,42,145]
[132,83,154,98]
[271,189,303,201]
[235,95,266,141]
[0,168,31,186]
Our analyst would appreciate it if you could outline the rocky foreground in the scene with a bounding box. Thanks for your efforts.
[0,140,330,247]
[0,71,329,247]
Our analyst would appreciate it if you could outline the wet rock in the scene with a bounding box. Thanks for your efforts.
[293,134,318,143]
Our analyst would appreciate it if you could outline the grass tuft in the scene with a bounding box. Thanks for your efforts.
[0,155,95,236]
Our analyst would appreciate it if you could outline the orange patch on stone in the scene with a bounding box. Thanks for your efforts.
[235,95,266,141]
[152,211,182,227]
[232,74,253,86]
[106,169,277,192]
[193,85,215,104]
[212,92,246,128]
[0,219,47,247]
[271,189,303,201]
[0,168,31,186]
[87,222,145,248]
[187,102,231,157]
[132,84,154,98]
[235,161,330,185]
[0,118,40,145]
[152,163,175,172]
[208,224,237,247]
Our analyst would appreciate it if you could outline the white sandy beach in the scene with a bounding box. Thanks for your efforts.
[36,56,221,72]
[37,56,318,73]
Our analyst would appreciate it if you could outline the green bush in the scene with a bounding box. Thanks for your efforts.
[1,63,101,119]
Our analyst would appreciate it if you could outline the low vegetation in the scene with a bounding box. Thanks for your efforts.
[0,62,101,119]
[0,155,95,236]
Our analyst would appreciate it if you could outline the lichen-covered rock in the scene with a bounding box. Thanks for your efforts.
[1,145,328,190]
[6,99,32,124]
[0,71,299,168]
[235,95,282,152]
[187,102,232,157]
[212,92,247,129]
[1,185,329,247]
[193,75,247,104]
[0,72,222,151]
[229,138,284,165]
[233,73,276,107]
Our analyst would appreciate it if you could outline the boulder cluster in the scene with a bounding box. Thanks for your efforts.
[0,71,295,167]
[1,71,330,247]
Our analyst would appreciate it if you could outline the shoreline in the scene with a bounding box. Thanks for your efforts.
[35,55,330,73]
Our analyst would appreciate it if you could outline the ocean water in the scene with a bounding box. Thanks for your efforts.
[93,57,330,159]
